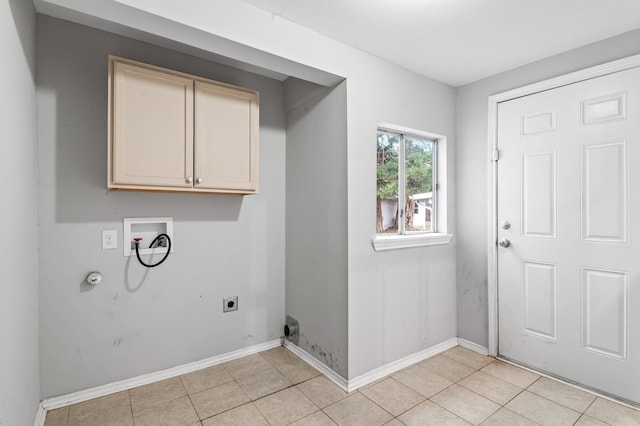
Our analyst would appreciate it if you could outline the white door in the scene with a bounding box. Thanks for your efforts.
[497,66,640,403]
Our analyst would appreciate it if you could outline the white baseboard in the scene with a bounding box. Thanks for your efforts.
[285,337,459,393]
[347,338,458,391]
[40,339,282,414]
[283,340,349,391]
[457,338,489,356]
[35,336,491,425]
[32,402,46,426]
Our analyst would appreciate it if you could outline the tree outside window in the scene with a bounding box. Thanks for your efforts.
[376,129,436,235]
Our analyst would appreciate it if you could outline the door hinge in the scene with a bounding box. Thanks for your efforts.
[492,150,500,161]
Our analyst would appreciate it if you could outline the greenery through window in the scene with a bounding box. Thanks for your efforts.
[376,129,436,235]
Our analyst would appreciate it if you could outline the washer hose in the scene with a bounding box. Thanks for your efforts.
[134,233,172,268]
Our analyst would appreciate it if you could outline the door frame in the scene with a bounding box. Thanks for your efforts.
[487,53,640,357]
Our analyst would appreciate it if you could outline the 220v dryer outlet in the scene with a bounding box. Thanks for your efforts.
[223,296,238,313]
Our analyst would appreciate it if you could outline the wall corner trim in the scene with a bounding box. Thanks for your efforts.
[283,341,349,391]
[32,402,46,426]
[457,338,489,355]
[39,340,282,414]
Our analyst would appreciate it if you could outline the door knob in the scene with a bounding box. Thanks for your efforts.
[195,177,202,184]
[186,176,193,184]
[498,239,511,248]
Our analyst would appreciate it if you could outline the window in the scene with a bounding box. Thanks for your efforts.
[373,124,452,251]
[376,128,436,234]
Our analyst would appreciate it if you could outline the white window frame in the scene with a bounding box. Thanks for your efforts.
[372,123,452,251]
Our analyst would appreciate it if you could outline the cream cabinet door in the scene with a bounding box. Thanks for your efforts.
[110,60,194,188]
[194,80,259,192]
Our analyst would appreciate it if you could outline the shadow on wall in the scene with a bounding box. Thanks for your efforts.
[78,245,162,293]
[9,0,35,81]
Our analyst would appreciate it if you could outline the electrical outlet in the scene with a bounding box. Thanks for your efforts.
[223,296,238,313]
[102,230,117,250]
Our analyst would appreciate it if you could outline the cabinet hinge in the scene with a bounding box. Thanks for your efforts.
[492,150,500,161]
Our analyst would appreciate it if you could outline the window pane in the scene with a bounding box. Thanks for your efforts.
[377,131,399,234]
[404,137,434,232]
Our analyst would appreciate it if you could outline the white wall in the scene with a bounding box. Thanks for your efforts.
[35,0,459,382]
[456,28,640,348]
[0,0,40,424]
[37,16,286,398]
[284,79,349,377]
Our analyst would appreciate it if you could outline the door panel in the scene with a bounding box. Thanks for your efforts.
[523,261,558,340]
[497,66,640,403]
[522,151,556,238]
[581,267,628,360]
[582,141,627,242]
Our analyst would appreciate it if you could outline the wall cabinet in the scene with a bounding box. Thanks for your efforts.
[108,56,259,194]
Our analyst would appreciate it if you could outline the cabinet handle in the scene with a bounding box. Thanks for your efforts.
[186,176,193,184]
[195,177,202,184]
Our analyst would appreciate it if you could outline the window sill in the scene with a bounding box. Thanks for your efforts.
[371,233,453,252]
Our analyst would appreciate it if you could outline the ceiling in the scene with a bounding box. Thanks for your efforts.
[239,0,640,87]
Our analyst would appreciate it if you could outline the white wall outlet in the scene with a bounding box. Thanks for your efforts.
[102,230,117,250]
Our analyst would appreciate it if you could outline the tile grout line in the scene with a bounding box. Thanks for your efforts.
[427,358,551,425]
[289,409,331,426]
[194,350,324,425]
[478,367,540,425]
[577,397,616,426]
[357,388,404,420]
[497,357,640,412]
[421,362,493,425]
[127,389,133,425]
[223,363,253,421]
[427,393,478,425]
[456,370,527,407]
[439,351,495,371]
[436,385,500,424]
[481,367,540,413]
[178,374,202,425]
[523,383,592,416]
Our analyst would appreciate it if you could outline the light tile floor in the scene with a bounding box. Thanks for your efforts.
[44,345,640,426]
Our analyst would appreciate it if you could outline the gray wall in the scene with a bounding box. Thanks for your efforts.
[284,79,349,377]
[36,0,460,389]
[0,0,40,424]
[456,28,640,348]
[34,1,460,381]
[37,16,287,398]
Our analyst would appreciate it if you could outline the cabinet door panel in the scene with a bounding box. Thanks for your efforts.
[194,81,258,191]
[111,61,193,187]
